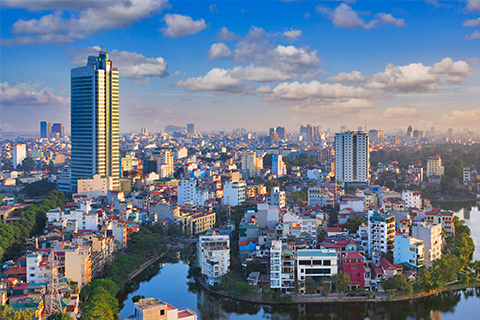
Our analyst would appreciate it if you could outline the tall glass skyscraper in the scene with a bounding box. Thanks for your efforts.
[70,50,119,192]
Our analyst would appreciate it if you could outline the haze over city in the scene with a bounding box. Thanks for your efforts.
[1,0,480,134]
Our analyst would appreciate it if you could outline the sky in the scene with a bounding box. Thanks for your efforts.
[1,0,480,135]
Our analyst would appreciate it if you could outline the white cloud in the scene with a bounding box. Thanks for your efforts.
[466,30,480,39]
[207,43,233,60]
[376,13,405,27]
[283,29,302,41]
[463,17,480,27]
[467,0,480,12]
[3,0,168,45]
[317,3,377,29]
[71,46,168,81]
[440,107,480,126]
[209,4,220,14]
[161,14,206,37]
[0,82,66,106]
[266,80,387,102]
[327,57,472,93]
[425,0,440,8]
[217,26,237,41]
[174,68,245,94]
[380,106,421,119]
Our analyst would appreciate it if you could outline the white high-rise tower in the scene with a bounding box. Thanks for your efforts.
[70,50,119,192]
[335,131,369,186]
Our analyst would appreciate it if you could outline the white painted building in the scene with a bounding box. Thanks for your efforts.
[267,187,286,208]
[401,190,422,210]
[308,187,334,207]
[13,144,27,169]
[296,249,338,292]
[367,211,395,256]
[334,131,369,185]
[76,174,114,199]
[26,253,50,284]
[46,202,99,231]
[411,222,442,268]
[198,233,230,286]
[157,150,174,178]
[270,240,295,292]
[272,155,287,178]
[223,180,246,206]
[241,150,263,178]
[394,234,424,268]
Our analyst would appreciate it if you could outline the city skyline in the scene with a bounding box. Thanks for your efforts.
[1,1,480,134]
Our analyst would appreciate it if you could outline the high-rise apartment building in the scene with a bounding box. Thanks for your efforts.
[272,154,287,178]
[276,126,287,140]
[334,131,369,186]
[426,154,444,176]
[52,123,65,138]
[187,123,196,135]
[13,144,27,169]
[70,50,119,192]
[241,150,263,178]
[157,150,174,178]
[40,121,52,139]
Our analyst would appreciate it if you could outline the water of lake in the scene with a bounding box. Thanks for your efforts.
[119,204,480,320]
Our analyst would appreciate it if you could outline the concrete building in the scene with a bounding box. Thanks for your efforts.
[411,222,442,269]
[425,210,455,237]
[367,211,395,256]
[26,253,50,284]
[70,50,119,192]
[177,179,208,206]
[13,144,27,169]
[271,155,287,178]
[342,251,365,289]
[463,167,471,186]
[394,234,424,268]
[157,150,174,178]
[267,187,286,208]
[223,180,246,206]
[198,233,230,286]
[52,123,65,138]
[276,126,287,140]
[128,298,197,320]
[65,245,91,288]
[241,150,263,178]
[76,174,113,199]
[308,187,334,208]
[270,240,295,293]
[335,131,369,187]
[46,202,99,231]
[401,190,422,210]
[426,155,444,176]
[181,212,215,236]
[297,249,338,292]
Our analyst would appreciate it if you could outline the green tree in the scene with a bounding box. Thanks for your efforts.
[333,271,351,295]
[0,306,35,320]
[343,217,365,234]
[384,274,412,296]
[132,295,145,303]
[47,312,74,320]
[80,287,119,320]
[305,276,317,294]
[19,156,35,172]
[321,277,331,297]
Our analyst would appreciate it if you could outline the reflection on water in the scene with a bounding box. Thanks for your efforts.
[119,250,480,320]
[119,207,480,320]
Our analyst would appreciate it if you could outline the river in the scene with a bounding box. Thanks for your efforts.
[119,204,480,320]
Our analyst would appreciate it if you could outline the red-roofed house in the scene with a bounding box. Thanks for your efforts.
[343,251,365,289]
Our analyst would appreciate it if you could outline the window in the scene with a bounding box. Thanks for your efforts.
[323,260,331,266]
[160,310,165,316]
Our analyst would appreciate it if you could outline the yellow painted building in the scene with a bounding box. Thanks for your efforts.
[181,211,216,236]
[427,155,444,176]
[65,245,91,288]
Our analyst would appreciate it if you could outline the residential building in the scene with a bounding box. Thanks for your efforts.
[308,187,334,207]
[13,144,27,169]
[223,180,246,206]
[334,131,369,186]
[393,234,424,268]
[177,179,208,206]
[411,222,443,268]
[342,251,365,289]
[76,174,113,199]
[181,212,215,236]
[271,155,287,178]
[46,204,99,231]
[70,50,119,192]
[297,249,338,292]
[401,190,422,210]
[426,154,444,176]
[198,232,230,286]
[276,126,287,140]
[40,121,52,139]
[367,211,395,256]
[26,253,50,284]
[128,298,197,320]
[65,245,91,288]
[157,150,174,178]
[425,210,455,237]
[270,240,295,293]
[267,187,286,208]
[463,167,471,185]
[187,123,196,135]
[241,150,263,178]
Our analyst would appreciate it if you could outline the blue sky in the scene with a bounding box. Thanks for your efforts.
[1,0,479,135]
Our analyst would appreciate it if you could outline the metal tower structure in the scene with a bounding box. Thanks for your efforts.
[45,250,63,315]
